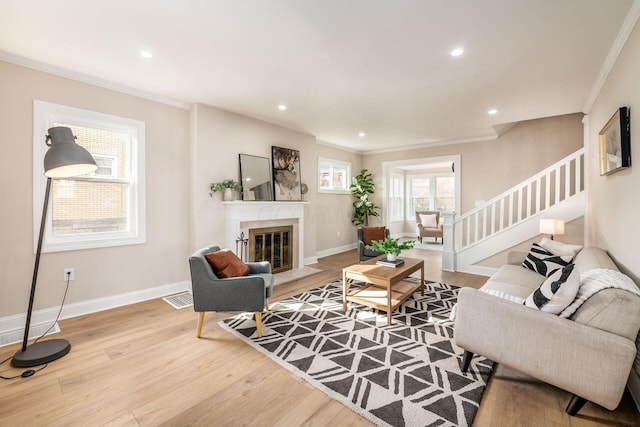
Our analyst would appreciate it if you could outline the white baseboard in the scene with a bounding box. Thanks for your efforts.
[0,280,191,347]
[304,256,319,265]
[454,265,497,277]
[316,243,357,259]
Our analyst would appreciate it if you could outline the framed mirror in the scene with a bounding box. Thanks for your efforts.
[239,154,273,201]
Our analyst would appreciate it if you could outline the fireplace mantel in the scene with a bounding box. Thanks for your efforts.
[223,201,309,269]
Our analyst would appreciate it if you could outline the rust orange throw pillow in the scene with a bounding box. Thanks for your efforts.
[204,249,250,278]
[362,226,386,245]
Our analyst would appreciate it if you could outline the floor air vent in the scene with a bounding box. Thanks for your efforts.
[163,292,193,309]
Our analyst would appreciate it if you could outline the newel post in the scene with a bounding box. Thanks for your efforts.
[441,212,456,272]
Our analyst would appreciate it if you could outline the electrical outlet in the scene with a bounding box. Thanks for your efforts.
[337,230,341,237]
[63,268,75,281]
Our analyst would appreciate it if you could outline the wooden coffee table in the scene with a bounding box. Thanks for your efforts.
[342,256,425,325]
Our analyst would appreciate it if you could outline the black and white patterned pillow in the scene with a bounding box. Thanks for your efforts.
[525,263,579,314]
[522,243,573,277]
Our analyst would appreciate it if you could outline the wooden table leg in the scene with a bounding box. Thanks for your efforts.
[386,282,392,326]
[342,270,348,312]
[420,264,425,296]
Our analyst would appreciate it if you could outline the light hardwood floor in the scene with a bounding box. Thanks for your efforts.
[1,249,638,426]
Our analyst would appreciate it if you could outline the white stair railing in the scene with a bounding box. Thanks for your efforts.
[454,148,585,252]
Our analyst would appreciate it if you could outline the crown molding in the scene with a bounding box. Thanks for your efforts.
[315,139,362,154]
[583,0,640,113]
[0,51,191,110]
[361,134,497,155]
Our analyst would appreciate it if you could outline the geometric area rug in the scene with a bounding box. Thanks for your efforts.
[219,280,494,427]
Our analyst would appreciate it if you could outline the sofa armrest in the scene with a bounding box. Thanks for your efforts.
[454,288,636,409]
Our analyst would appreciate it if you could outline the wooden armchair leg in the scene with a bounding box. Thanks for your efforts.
[265,299,269,311]
[196,312,205,338]
[255,311,263,338]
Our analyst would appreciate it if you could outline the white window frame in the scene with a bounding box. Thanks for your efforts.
[318,157,351,194]
[389,173,404,222]
[91,154,118,178]
[33,100,146,253]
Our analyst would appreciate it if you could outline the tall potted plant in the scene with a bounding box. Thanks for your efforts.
[350,168,380,226]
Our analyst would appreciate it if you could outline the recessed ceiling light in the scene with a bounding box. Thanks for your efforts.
[450,48,464,57]
[488,109,498,115]
[278,104,287,111]
[140,50,153,59]
[358,132,366,137]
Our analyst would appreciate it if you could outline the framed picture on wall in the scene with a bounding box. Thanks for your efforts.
[599,106,631,176]
[272,146,302,200]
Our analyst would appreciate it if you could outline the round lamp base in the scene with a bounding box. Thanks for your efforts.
[11,339,71,368]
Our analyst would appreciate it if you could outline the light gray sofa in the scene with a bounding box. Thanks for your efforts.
[454,247,640,415]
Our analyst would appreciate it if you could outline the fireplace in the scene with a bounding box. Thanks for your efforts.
[223,201,307,271]
[249,225,293,273]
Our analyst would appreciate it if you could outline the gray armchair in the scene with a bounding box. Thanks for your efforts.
[357,227,390,262]
[188,246,274,338]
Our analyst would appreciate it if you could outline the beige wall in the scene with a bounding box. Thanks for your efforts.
[192,104,319,260]
[0,60,190,317]
[315,144,363,252]
[363,113,584,224]
[586,18,640,281]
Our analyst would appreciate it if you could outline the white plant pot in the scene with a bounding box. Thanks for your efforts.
[386,254,397,262]
[223,188,233,201]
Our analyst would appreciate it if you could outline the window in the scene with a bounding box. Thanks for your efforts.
[389,173,404,221]
[408,177,431,213]
[33,100,145,252]
[435,176,455,211]
[318,157,351,194]
[407,174,455,219]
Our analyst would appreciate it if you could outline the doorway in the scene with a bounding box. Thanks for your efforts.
[381,155,461,239]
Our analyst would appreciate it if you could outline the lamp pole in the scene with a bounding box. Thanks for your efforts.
[21,177,52,352]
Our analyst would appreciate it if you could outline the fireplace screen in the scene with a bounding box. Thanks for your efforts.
[249,225,293,273]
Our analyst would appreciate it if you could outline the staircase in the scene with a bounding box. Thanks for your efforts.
[445,148,585,275]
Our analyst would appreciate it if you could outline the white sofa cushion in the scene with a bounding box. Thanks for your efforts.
[525,263,580,314]
[482,264,546,299]
[539,237,583,257]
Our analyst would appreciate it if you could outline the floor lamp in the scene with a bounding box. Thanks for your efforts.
[12,127,97,368]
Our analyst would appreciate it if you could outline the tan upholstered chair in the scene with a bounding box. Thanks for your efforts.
[415,211,443,243]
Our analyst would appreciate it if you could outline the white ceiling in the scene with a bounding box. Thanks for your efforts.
[0,0,636,152]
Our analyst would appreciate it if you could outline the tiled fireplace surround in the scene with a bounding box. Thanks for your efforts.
[223,201,306,269]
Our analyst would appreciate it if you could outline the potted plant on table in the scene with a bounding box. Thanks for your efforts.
[210,179,242,201]
[367,237,415,262]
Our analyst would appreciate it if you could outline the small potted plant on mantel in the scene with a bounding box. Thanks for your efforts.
[367,237,415,263]
[210,179,242,201]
